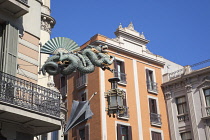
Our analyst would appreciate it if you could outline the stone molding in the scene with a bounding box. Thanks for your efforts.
[41,13,56,34]
[185,84,192,93]
[165,91,172,100]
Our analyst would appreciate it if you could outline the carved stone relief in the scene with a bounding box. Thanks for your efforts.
[41,13,56,34]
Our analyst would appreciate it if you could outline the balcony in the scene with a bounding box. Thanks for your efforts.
[0,0,29,18]
[147,81,158,94]
[150,113,162,126]
[114,71,127,85]
[0,71,61,135]
[76,74,87,89]
[118,106,129,119]
[177,114,189,122]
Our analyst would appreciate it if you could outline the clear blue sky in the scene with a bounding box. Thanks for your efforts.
[51,0,210,66]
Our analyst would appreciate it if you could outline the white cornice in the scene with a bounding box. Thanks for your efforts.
[91,40,165,66]
[114,29,149,45]
[162,67,210,86]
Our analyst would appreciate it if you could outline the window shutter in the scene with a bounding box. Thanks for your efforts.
[151,131,162,140]
[146,69,149,81]
[121,61,125,73]
[117,124,122,140]
[4,23,18,76]
[0,24,5,72]
[114,59,118,77]
[85,125,89,140]
[128,126,132,140]
[149,98,152,113]
[153,99,157,114]
[76,128,80,140]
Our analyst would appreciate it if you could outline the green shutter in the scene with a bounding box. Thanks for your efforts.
[4,23,18,76]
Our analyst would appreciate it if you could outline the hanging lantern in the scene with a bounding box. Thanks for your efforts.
[105,77,126,116]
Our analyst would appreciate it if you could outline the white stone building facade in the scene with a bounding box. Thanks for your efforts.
[162,66,210,140]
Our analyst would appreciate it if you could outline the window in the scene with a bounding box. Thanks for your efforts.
[149,98,157,114]
[60,76,67,97]
[51,131,58,140]
[146,69,158,93]
[151,131,162,140]
[0,23,18,76]
[77,125,89,140]
[81,91,87,101]
[204,89,210,107]
[149,98,162,125]
[41,134,47,140]
[64,134,68,140]
[118,91,129,118]
[117,124,132,140]
[79,128,85,140]
[114,59,127,84]
[176,96,188,115]
[76,72,87,89]
[180,132,192,140]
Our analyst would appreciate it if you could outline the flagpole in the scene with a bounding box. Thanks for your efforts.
[89,92,97,102]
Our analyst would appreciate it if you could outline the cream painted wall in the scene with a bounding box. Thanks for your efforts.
[23,0,42,38]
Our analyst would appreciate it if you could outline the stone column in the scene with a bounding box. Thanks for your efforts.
[185,84,199,140]
[165,91,177,140]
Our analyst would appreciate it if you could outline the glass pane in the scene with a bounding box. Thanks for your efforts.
[110,96,117,107]
[121,126,128,140]
[177,96,185,104]
[117,96,123,106]
[181,132,192,140]
[79,129,85,140]
[204,89,210,96]
[206,96,210,106]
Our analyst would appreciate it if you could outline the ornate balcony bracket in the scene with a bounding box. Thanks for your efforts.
[41,13,56,34]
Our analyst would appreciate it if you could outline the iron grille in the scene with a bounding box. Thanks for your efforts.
[0,71,60,118]
[150,113,162,125]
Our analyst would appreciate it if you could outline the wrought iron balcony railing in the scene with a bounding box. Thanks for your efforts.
[147,81,158,93]
[177,113,189,122]
[150,113,162,126]
[114,71,127,84]
[118,106,129,118]
[17,0,28,4]
[0,71,60,118]
[76,74,87,89]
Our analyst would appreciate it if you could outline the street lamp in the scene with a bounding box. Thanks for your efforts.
[105,77,126,116]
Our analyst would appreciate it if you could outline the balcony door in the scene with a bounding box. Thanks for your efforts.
[0,22,18,76]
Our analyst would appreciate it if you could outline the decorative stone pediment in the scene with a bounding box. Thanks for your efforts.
[126,22,135,31]
[197,79,210,89]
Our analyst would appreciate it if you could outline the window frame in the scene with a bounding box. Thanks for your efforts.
[180,131,192,140]
[176,96,188,115]
[148,96,162,126]
[76,71,88,89]
[203,88,210,107]
[115,121,132,140]
[76,124,90,140]
[145,67,158,94]
[60,75,67,97]
[114,57,127,85]
[149,128,164,140]
[78,89,88,101]
[118,88,129,119]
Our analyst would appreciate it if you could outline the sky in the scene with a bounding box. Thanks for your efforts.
[50,0,210,67]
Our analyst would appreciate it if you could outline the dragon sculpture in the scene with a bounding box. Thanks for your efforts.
[39,37,114,76]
